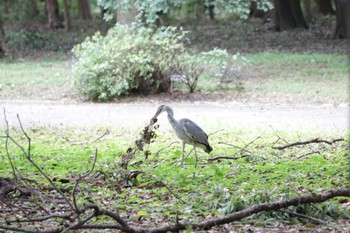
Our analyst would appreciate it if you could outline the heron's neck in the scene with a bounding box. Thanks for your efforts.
[166,109,180,129]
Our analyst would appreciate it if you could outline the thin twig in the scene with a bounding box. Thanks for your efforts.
[158,181,187,205]
[297,151,320,160]
[279,209,327,224]
[73,149,98,211]
[207,129,224,137]
[65,130,110,146]
[13,114,75,211]
[273,138,344,150]
[208,155,249,161]
[270,125,289,144]
[17,114,31,159]
[233,132,264,157]
[3,108,17,180]
[154,141,179,157]
[5,214,72,223]
[218,142,252,155]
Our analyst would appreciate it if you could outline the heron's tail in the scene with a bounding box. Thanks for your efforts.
[205,144,213,154]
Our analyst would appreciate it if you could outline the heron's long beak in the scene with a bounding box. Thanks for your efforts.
[152,109,162,119]
[150,109,162,125]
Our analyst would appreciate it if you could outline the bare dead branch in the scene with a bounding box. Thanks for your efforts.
[296,150,321,160]
[82,188,349,232]
[270,125,289,144]
[73,149,98,211]
[218,142,251,153]
[240,132,264,152]
[279,209,327,225]
[158,181,187,205]
[3,108,17,179]
[188,188,350,231]
[5,113,74,211]
[272,138,345,150]
[218,141,253,157]
[16,114,31,159]
[154,141,179,157]
[65,129,110,147]
[207,129,224,137]
[4,213,72,223]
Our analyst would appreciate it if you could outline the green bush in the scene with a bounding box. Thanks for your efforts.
[72,24,188,101]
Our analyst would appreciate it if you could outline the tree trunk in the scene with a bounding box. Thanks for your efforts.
[316,0,335,15]
[116,0,137,24]
[303,0,313,20]
[46,0,60,29]
[0,13,5,58]
[208,0,215,20]
[274,0,308,31]
[334,0,350,38]
[63,0,71,31]
[78,0,92,20]
[100,6,107,19]
[196,0,206,21]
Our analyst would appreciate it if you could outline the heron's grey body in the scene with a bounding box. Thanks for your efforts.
[152,105,212,163]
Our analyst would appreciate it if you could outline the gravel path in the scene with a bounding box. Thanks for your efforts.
[0,101,348,133]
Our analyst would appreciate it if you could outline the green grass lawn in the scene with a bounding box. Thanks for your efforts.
[197,52,349,104]
[1,126,349,230]
[0,52,348,103]
[0,57,73,100]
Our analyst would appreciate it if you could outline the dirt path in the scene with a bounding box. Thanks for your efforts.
[0,101,348,133]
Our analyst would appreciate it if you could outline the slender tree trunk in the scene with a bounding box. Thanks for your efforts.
[303,0,313,21]
[63,0,71,31]
[196,0,206,21]
[78,0,92,20]
[0,13,5,58]
[208,0,215,20]
[334,0,350,38]
[117,0,136,24]
[100,6,107,19]
[46,0,60,28]
[316,0,335,15]
[274,0,308,31]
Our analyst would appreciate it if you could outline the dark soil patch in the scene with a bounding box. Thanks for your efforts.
[185,17,349,54]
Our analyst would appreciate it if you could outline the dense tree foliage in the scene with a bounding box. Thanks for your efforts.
[0,0,349,58]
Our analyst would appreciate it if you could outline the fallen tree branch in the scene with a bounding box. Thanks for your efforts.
[186,188,350,231]
[4,188,348,233]
[272,137,344,150]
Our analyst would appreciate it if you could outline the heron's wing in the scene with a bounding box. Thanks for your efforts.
[179,118,209,146]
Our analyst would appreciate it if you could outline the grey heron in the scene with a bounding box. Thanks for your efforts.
[151,105,212,164]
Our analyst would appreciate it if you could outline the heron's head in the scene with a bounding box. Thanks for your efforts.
[150,105,171,125]
[153,105,167,118]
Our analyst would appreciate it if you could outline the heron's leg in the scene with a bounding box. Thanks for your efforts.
[181,141,185,165]
[194,146,198,168]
